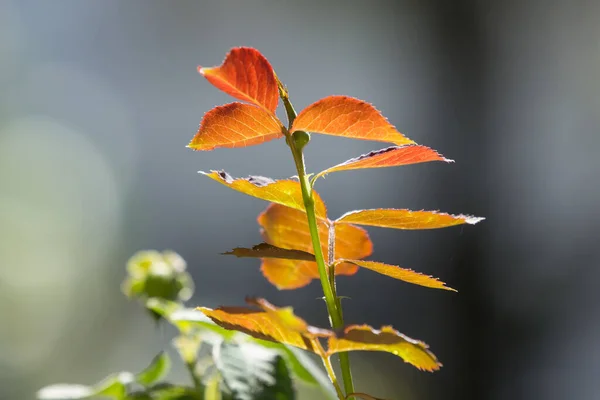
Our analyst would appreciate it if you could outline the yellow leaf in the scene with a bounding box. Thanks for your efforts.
[327,325,441,372]
[338,259,456,291]
[201,171,327,218]
[199,298,332,353]
[337,208,485,230]
[258,204,372,289]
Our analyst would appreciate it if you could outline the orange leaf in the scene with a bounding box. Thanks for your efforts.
[188,103,282,151]
[223,243,316,262]
[316,145,453,179]
[201,171,327,218]
[258,204,372,289]
[199,297,332,352]
[291,96,415,145]
[338,259,456,291]
[327,325,441,372]
[199,47,279,114]
[336,209,484,230]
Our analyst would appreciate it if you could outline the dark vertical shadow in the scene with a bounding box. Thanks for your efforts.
[421,1,492,399]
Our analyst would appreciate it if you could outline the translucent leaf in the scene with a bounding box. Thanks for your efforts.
[327,325,441,372]
[213,341,295,400]
[339,259,456,291]
[223,243,316,262]
[256,341,335,398]
[199,298,332,353]
[94,372,135,398]
[315,145,452,179]
[146,298,234,340]
[336,209,485,230]
[257,204,371,289]
[136,352,171,387]
[201,171,327,218]
[199,47,279,114]
[291,96,414,145]
[188,103,282,151]
[37,384,94,399]
[150,384,203,400]
[126,392,153,400]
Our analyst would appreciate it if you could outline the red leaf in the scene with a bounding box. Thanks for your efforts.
[316,145,453,178]
[199,47,279,114]
[188,103,282,151]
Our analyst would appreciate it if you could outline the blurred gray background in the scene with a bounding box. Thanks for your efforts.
[1,0,599,399]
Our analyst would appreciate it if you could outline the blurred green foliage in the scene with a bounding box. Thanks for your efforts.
[37,250,335,400]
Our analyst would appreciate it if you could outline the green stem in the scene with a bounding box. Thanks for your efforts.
[280,92,355,398]
[185,360,203,394]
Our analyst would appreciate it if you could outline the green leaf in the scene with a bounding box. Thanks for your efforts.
[280,347,336,399]
[146,298,181,320]
[37,373,135,400]
[125,393,153,400]
[246,338,335,398]
[37,384,94,399]
[213,341,295,400]
[94,372,135,398]
[146,299,233,340]
[149,384,203,400]
[171,309,236,340]
[136,352,171,387]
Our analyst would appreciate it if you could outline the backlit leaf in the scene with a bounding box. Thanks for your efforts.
[94,372,135,398]
[223,243,316,262]
[339,259,456,291]
[201,171,327,218]
[291,96,414,145]
[188,103,282,151]
[316,145,452,179]
[213,341,296,400]
[327,325,441,372]
[136,352,171,387]
[199,47,279,113]
[148,384,202,400]
[146,298,234,339]
[336,209,485,230]
[258,204,372,289]
[199,298,332,353]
